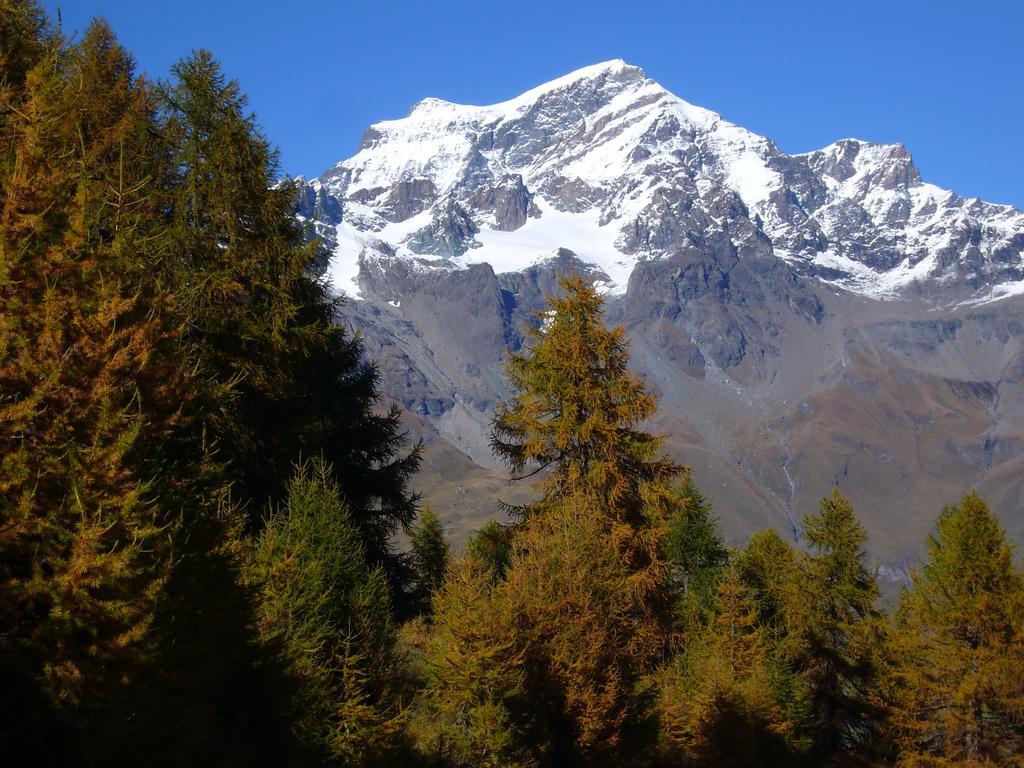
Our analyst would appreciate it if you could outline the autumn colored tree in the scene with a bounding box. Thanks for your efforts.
[490,273,684,612]
[491,274,682,514]
[0,0,50,169]
[0,18,196,752]
[657,566,810,767]
[505,495,676,765]
[885,491,1024,766]
[477,275,690,763]
[411,553,535,768]
[790,490,885,764]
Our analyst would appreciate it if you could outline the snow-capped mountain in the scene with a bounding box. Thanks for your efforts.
[292,61,1024,571]
[296,59,1023,305]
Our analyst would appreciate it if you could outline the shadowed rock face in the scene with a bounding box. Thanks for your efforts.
[408,199,480,258]
[297,61,1024,574]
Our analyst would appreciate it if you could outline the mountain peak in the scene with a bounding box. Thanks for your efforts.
[318,61,1024,305]
[404,59,647,121]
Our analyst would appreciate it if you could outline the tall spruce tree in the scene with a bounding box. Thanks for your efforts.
[0,19,197,755]
[666,476,729,634]
[158,51,420,583]
[248,460,405,765]
[886,491,1024,766]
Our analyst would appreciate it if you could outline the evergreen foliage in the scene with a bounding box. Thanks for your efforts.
[248,460,405,765]
[657,566,810,767]
[409,505,450,615]
[466,519,514,581]
[666,476,729,633]
[0,10,422,760]
[158,50,421,579]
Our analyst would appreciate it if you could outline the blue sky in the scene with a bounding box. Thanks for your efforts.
[47,0,1023,207]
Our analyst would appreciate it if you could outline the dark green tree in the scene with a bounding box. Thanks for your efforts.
[666,476,729,634]
[248,460,405,765]
[467,519,514,581]
[409,505,450,615]
[158,51,420,584]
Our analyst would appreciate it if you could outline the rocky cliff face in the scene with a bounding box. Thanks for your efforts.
[293,60,1024,568]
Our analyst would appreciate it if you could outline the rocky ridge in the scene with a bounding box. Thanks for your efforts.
[291,60,1024,569]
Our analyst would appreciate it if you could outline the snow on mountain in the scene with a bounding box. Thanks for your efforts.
[296,59,1024,305]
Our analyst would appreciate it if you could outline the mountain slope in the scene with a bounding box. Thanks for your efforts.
[293,60,1024,572]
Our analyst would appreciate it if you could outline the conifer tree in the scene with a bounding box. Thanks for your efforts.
[0,0,50,169]
[658,567,810,767]
[158,51,420,585]
[0,19,195,747]
[666,476,729,634]
[409,505,450,614]
[886,491,1024,766]
[480,274,689,763]
[248,460,405,765]
[502,496,670,765]
[791,490,884,763]
[735,529,800,644]
[490,273,684,608]
[466,519,514,580]
[491,274,682,515]
[412,553,535,768]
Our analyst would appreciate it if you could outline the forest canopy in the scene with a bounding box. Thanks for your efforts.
[1,4,1022,766]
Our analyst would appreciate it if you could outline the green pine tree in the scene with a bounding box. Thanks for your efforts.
[158,50,421,592]
[466,519,514,581]
[409,505,450,615]
[657,566,811,767]
[248,460,405,765]
[666,476,729,634]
